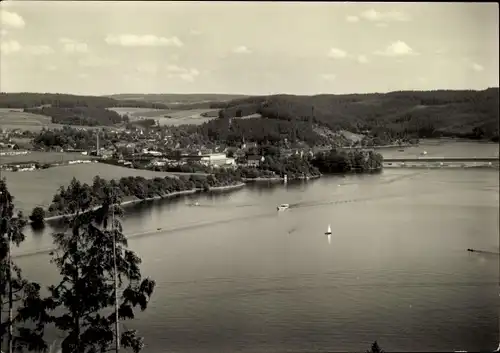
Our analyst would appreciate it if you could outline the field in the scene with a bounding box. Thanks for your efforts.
[107,107,219,126]
[240,113,262,119]
[3,163,199,213]
[105,93,247,105]
[0,108,61,131]
[156,109,219,126]
[106,107,159,116]
[0,108,112,132]
[0,151,94,165]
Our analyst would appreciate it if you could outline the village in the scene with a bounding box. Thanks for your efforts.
[0,125,319,173]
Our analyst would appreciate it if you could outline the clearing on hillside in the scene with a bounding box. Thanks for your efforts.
[0,108,114,131]
[157,109,219,126]
[0,108,60,131]
[0,151,94,165]
[105,93,247,105]
[107,107,160,116]
[107,107,219,125]
[239,113,263,119]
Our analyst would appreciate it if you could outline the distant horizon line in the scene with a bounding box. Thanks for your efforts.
[0,87,498,97]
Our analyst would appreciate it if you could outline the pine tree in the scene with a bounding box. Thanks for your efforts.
[0,179,46,353]
[41,179,155,353]
[366,340,385,353]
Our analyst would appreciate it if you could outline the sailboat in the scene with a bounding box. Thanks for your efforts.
[325,224,332,235]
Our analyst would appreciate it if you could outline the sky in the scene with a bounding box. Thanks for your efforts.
[0,1,498,95]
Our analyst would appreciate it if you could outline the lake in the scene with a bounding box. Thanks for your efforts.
[10,141,500,352]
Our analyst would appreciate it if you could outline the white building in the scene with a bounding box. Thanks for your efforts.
[199,153,235,167]
[142,148,162,156]
[150,159,167,167]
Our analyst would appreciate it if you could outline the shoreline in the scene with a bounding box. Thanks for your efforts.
[242,174,322,183]
[42,182,247,223]
[30,165,385,224]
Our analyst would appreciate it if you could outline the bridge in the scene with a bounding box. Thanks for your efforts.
[383,156,499,169]
[384,157,498,163]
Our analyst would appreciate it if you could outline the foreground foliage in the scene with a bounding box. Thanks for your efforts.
[38,182,155,352]
[367,340,385,353]
[0,180,46,352]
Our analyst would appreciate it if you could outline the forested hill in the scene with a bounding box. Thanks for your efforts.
[210,88,500,141]
[0,92,242,126]
[0,92,247,117]
[105,93,248,104]
[0,92,169,109]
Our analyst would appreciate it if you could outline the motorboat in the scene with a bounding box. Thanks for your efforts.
[277,203,290,211]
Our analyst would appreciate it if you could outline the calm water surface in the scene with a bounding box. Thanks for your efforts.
[12,142,500,353]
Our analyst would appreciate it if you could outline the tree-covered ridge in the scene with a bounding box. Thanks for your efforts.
[311,149,383,173]
[48,172,242,216]
[0,92,168,126]
[106,93,248,109]
[33,126,100,150]
[0,93,168,109]
[209,88,500,141]
[24,106,128,126]
[194,117,326,146]
[0,93,245,113]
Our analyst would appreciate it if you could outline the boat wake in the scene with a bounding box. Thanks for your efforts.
[467,248,500,256]
[13,210,278,259]
[289,193,404,210]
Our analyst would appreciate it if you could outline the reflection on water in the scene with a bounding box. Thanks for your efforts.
[12,166,500,353]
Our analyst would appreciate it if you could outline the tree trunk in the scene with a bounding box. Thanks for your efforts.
[111,192,120,353]
[7,231,13,353]
[0,300,2,352]
[113,229,120,353]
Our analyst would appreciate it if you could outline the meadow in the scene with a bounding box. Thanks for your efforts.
[105,93,247,105]
[2,163,196,213]
[0,108,111,131]
[0,105,219,131]
[156,109,218,126]
[107,107,219,126]
[239,113,263,119]
[0,151,94,165]
[106,107,164,116]
[0,108,62,131]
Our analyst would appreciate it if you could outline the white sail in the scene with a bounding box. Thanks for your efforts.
[327,224,332,234]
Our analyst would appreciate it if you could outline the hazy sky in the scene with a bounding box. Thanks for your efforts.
[0,1,498,95]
